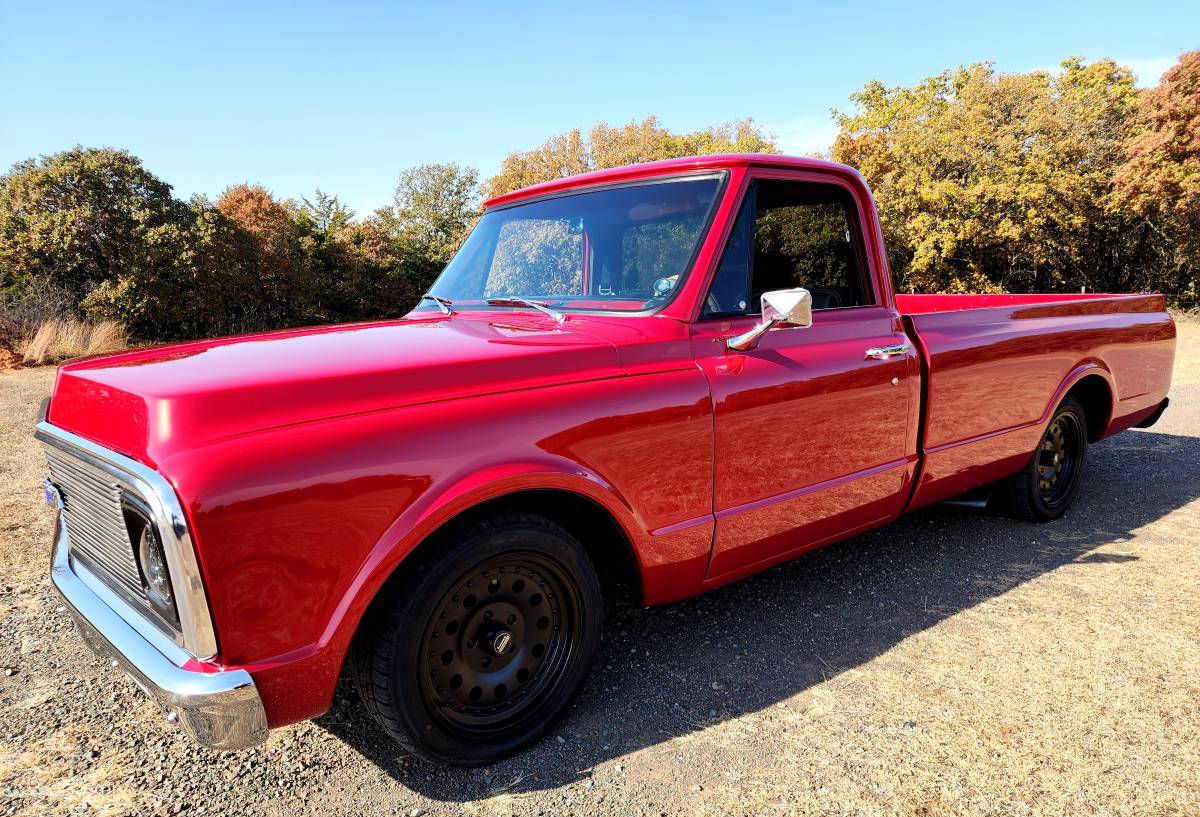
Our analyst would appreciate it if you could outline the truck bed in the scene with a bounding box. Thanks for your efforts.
[896,293,1176,510]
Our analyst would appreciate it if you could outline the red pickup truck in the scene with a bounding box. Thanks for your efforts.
[38,154,1175,764]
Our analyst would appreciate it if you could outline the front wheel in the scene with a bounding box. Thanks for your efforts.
[350,512,602,765]
[1002,395,1088,522]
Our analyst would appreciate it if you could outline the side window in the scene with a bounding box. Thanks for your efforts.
[702,179,872,317]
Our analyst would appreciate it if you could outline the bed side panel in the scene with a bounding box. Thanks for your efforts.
[907,294,1173,509]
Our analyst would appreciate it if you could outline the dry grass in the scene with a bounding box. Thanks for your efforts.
[18,319,128,366]
[0,724,139,817]
[0,366,56,577]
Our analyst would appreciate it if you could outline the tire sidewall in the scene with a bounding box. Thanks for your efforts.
[1028,398,1089,520]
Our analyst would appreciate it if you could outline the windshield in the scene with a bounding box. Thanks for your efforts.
[420,175,722,314]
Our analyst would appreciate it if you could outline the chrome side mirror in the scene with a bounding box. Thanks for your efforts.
[726,288,813,351]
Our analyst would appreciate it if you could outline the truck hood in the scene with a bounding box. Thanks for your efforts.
[47,314,623,467]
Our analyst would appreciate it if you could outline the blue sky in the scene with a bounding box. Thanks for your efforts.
[1,1,1196,215]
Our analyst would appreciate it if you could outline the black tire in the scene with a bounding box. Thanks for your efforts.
[350,512,602,765]
[1002,395,1088,522]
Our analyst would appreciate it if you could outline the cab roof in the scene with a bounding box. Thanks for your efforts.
[482,154,860,209]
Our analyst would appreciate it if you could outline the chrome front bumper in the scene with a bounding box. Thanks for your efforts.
[50,513,269,750]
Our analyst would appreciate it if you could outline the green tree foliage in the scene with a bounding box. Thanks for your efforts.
[391,163,480,265]
[331,216,426,319]
[1112,50,1200,304]
[833,59,1142,294]
[487,220,586,297]
[0,147,187,304]
[483,116,777,199]
[757,201,857,292]
[299,188,353,237]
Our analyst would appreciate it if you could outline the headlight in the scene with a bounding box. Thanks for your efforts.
[125,506,179,625]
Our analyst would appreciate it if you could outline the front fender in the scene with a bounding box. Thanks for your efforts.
[321,458,649,655]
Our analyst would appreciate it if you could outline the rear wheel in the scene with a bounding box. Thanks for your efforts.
[1002,396,1088,521]
[351,512,602,765]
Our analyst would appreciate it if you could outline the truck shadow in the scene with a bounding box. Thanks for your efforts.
[314,427,1199,800]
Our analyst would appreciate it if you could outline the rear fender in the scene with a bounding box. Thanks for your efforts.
[1041,361,1115,437]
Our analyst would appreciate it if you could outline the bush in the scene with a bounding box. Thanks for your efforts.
[0,277,74,342]
[19,318,129,365]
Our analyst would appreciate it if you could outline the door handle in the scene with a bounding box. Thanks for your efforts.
[865,343,909,360]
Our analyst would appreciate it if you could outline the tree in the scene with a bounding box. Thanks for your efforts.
[294,188,357,319]
[483,131,590,201]
[587,117,680,170]
[674,119,779,157]
[214,184,320,324]
[299,188,353,237]
[391,163,480,265]
[482,116,777,199]
[216,184,301,279]
[332,216,430,318]
[75,191,288,339]
[1112,51,1200,304]
[832,60,1139,294]
[0,146,187,305]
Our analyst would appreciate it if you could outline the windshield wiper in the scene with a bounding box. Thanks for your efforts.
[420,293,454,316]
[486,297,565,324]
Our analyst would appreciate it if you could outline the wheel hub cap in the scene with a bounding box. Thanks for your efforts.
[489,629,514,656]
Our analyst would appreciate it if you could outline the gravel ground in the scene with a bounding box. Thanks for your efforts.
[1,325,1198,817]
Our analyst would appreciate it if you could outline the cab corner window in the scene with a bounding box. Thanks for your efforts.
[702,179,872,319]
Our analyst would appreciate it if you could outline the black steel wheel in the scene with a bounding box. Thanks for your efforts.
[1002,395,1089,522]
[351,512,602,765]
[1035,410,1083,508]
[418,552,582,736]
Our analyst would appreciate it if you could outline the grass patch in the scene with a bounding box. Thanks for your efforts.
[18,319,129,366]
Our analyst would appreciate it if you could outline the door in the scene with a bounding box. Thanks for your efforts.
[691,175,919,580]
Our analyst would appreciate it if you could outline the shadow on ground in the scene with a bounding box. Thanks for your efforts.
[315,427,1200,800]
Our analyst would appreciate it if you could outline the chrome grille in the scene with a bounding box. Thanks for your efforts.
[44,448,147,602]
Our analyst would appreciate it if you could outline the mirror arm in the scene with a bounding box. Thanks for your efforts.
[726,317,780,352]
[723,288,813,352]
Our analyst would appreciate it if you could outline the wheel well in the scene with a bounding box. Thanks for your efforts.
[1066,374,1113,442]
[465,490,642,605]
[366,489,643,622]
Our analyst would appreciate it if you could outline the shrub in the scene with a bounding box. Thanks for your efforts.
[0,277,75,347]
